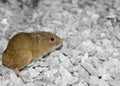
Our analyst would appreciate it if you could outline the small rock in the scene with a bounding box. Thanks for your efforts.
[89,76,99,85]
[47,56,60,67]
[81,29,91,39]
[74,81,84,86]
[9,70,20,83]
[1,19,8,25]
[55,76,62,86]
[81,62,99,77]
[81,40,95,52]
[95,46,104,53]
[27,68,40,78]
[59,53,71,68]
[101,73,111,80]
[0,80,9,86]
[0,38,8,54]
[81,52,89,62]
[99,79,109,86]
[59,66,78,85]
[44,69,58,77]
[35,66,48,72]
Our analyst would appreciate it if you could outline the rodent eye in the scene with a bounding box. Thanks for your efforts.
[50,37,55,41]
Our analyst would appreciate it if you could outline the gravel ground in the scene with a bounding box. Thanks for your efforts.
[0,0,120,86]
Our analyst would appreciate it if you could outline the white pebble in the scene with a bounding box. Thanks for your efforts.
[81,62,99,77]
[55,76,62,85]
[47,56,60,67]
[74,82,84,86]
[1,19,8,25]
[28,68,40,78]
[81,40,95,52]
[81,52,89,62]
[99,79,109,86]
[44,69,58,77]
[81,29,91,38]
[59,53,71,68]
[59,66,78,85]
[89,76,99,85]
[0,80,9,86]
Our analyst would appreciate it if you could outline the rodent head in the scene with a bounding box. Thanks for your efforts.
[31,32,62,54]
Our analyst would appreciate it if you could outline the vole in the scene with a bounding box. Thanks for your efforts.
[2,31,62,81]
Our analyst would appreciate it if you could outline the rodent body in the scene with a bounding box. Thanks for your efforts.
[2,31,62,81]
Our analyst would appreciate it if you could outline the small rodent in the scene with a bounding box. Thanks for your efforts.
[2,31,62,81]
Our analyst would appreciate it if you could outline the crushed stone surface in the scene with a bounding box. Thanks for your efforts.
[0,0,120,86]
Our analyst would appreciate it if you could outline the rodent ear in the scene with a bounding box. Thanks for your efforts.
[36,35,41,44]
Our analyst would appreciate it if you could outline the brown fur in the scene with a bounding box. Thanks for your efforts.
[2,31,62,82]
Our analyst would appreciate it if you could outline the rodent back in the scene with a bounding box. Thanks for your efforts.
[6,32,33,51]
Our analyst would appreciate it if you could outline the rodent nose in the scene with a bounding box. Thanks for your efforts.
[56,45,63,50]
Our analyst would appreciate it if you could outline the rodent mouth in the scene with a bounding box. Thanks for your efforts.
[56,45,63,50]
[43,45,62,58]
